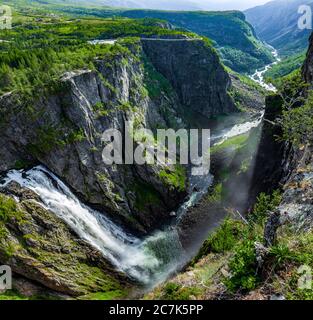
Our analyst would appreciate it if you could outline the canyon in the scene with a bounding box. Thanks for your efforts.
[0,1,313,301]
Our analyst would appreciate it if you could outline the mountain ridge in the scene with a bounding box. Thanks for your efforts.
[245,0,313,56]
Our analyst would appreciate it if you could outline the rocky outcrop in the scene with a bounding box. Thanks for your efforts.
[0,183,128,297]
[142,39,236,118]
[263,144,313,243]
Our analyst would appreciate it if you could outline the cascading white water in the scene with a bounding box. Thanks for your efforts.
[0,67,271,286]
[0,166,185,284]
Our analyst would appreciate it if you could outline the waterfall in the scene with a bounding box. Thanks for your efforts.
[0,166,184,285]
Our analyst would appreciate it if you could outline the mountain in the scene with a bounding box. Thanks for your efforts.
[94,0,201,10]
[33,0,273,11]
[117,10,273,73]
[245,0,313,56]
[28,0,202,10]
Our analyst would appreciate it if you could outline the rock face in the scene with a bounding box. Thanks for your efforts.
[120,10,274,73]
[245,0,311,56]
[303,33,313,85]
[0,38,236,234]
[142,39,236,118]
[0,36,241,299]
[249,94,292,204]
[264,144,313,242]
[0,183,128,297]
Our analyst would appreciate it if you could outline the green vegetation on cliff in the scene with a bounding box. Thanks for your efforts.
[116,10,273,73]
[0,16,195,96]
[146,190,313,300]
[274,69,313,146]
[0,193,127,299]
[264,52,306,85]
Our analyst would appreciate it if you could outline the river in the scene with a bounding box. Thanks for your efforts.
[250,47,280,91]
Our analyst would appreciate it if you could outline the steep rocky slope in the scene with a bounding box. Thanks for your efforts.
[141,39,235,117]
[119,11,274,74]
[0,183,128,299]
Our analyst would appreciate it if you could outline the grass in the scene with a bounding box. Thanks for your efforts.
[191,219,245,265]
[206,183,223,204]
[158,165,187,192]
[0,290,62,300]
[0,194,24,224]
[0,290,30,300]
[190,190,284,293]
[143,56,173,99]
[78,290,126,300]
[162,282,202,300]
[210,134,249,155]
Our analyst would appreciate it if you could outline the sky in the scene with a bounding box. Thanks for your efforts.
[101,0,274,11]
[193,0,271,10]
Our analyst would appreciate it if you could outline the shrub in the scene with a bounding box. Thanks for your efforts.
[206,183,223,204]
[281,91,313,146]
[163,282,201,300]
[0,195,22,223]
[269,244,295,268]
[192,219,244,264]
[159,165,186,192]
[224,240,259,292]
[249,190,282,225]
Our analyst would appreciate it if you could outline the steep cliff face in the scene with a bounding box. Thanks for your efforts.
[302,33,313,85]
[0,38,236,234]
[119,10,274,73]
[142,39,236,118]
[259,33,313,234]
[146,32,313,302]
[249,94,292,205]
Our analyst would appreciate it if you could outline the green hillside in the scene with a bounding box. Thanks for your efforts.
[264,51,306,85]
[4,1,274,73]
